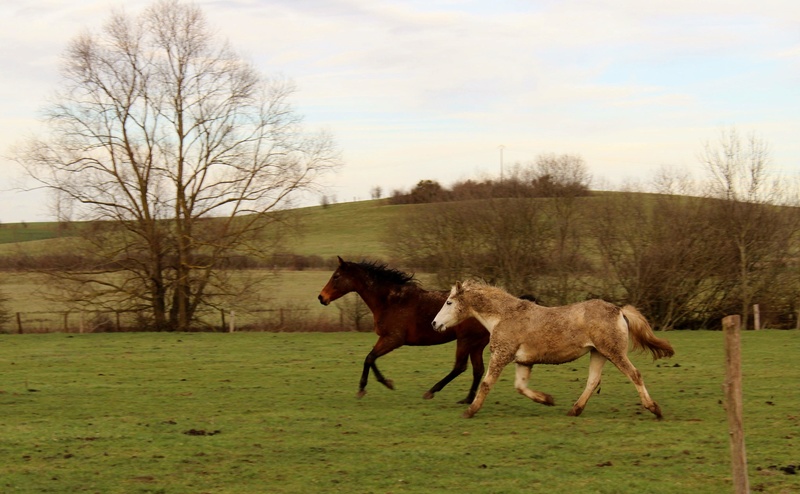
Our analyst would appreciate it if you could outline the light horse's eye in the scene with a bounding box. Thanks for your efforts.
[445,300,452,306]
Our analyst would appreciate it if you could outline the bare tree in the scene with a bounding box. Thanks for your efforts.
[699,128,799,329]
[14,0,339,330]
[588,189,733,329]
[389,197,553,296]
[533,153,591,304]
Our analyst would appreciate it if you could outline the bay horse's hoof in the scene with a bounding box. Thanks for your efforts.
[356,390,367,399]
[423,391,435,400]
[382,379,395,390]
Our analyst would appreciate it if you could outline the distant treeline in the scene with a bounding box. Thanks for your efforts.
[388,175,590,205]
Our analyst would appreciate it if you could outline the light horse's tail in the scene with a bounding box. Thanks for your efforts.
[621,305,675,360]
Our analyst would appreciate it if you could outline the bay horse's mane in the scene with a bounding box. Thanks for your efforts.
[355,260,418,287]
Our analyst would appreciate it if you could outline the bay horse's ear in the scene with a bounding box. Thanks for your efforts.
[337,256,345,266]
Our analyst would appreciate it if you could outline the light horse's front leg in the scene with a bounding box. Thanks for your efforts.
[358,336,401,398]
[463,349,515,418]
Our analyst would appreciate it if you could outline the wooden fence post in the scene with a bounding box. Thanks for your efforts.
[753,304,760,331]
[722,314,750,494]
[16,312,23,334]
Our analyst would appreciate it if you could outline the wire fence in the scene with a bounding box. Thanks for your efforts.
[5,307,350,334]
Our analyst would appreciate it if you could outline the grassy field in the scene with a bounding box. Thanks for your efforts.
[1,330,798,493]
[0,199,396,259]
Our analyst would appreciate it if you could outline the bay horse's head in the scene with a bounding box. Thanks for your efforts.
[318,256,355,305]
[432,281,469,331]
[318,256,416,305]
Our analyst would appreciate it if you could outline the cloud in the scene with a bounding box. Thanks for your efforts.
[0,0,797,221]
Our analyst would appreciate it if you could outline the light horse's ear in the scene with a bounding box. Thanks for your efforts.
[455,281,463,293]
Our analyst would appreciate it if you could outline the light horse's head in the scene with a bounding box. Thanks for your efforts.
[318,256,357,306]
[432,281,470,332]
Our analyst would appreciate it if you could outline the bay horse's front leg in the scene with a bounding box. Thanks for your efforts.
[463,351,513,418]
[357,337,400,398]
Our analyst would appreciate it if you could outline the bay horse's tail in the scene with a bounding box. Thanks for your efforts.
[621,305,675,360]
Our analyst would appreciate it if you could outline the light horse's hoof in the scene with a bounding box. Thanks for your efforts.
[462,409,476,419]
[650,403,664,419]
[567,406,583,417]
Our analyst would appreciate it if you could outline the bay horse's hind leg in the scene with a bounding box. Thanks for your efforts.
[423,333,488,404]
[358,337,400,398]
[607,353,663,419]
[462,342,487,404]
[514,364,555,407]
[568,350,606,417]
[422,339,469,401]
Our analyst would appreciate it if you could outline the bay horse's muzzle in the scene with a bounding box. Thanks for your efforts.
[318,294,329,306]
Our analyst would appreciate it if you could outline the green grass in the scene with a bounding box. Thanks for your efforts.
[1,330,798,493]
[0,222,65,245]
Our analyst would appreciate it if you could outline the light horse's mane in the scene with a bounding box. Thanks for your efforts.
[459,280,520,301]
[355,260,418,287]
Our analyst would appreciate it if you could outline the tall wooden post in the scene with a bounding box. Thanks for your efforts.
[722,315,750,494]
[752,304,760,331]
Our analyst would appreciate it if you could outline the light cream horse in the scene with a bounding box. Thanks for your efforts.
[431,280,674,419]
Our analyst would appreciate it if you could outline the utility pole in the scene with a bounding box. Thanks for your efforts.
[498,145,505,181]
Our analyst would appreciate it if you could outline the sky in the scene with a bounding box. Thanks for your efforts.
[1,0,798,223]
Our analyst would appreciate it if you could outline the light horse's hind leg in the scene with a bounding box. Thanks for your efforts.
[515,364,555,406]
[606,353,662,418]
[568,350,606,416]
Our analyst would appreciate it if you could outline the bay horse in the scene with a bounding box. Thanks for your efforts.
[432,280,675,419]
[318,257,489,403]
